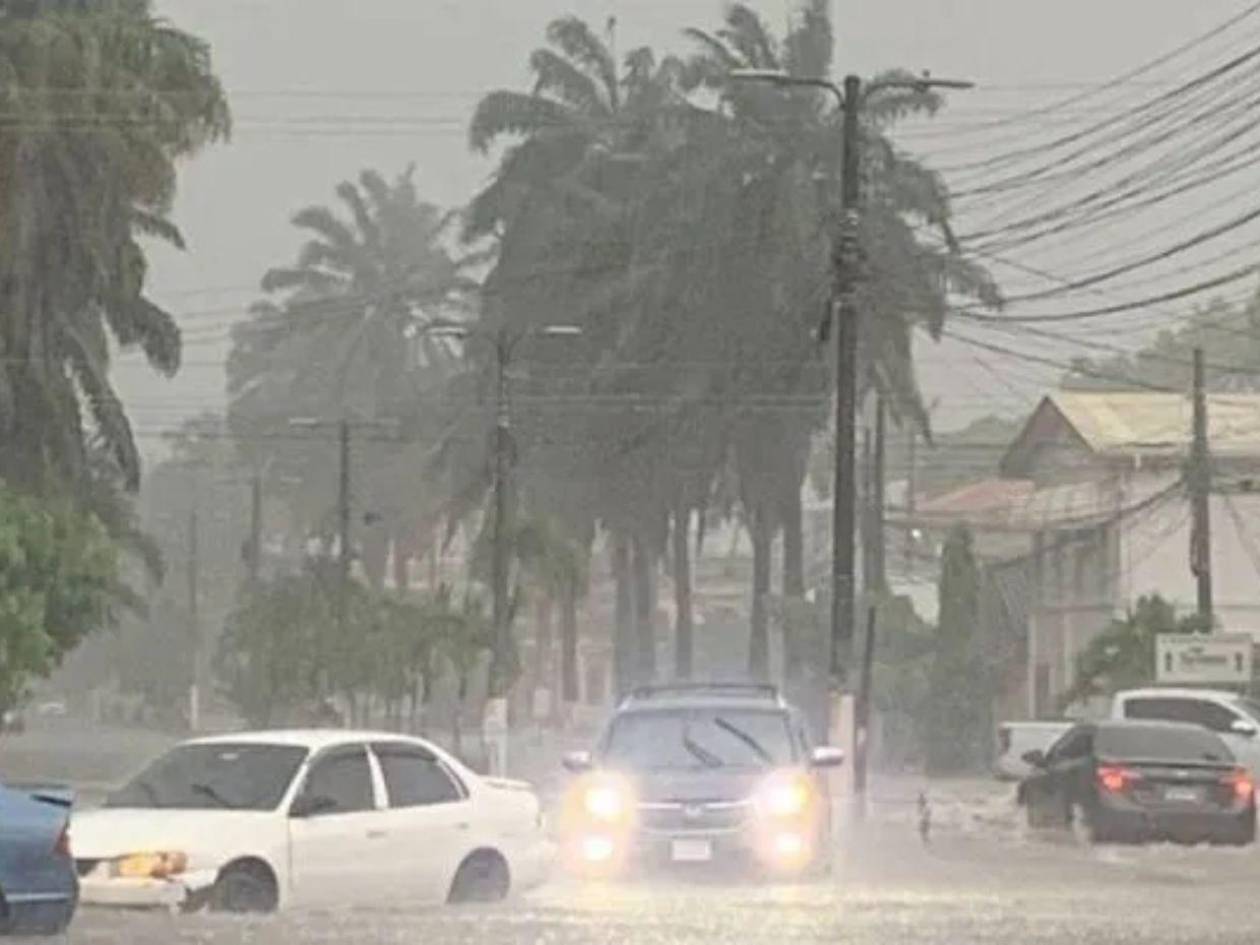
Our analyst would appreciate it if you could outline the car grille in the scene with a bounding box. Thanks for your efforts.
[75,859,100,878]
[639,801,752,833]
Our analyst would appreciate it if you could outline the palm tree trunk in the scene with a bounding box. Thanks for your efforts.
[612,534,636,699]
[749,507,772,679]
[672,505,694,679]
[632,535,656,685]
[561,584,579,704]
[532,597,554,718]
[392,532,409,592]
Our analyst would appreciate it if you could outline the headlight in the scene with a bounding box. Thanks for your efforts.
[110,851,188,880]
[757,772,814,818]
[584,784,630,823]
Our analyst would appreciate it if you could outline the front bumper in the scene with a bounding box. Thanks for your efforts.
[565,823,824,877]
[78,870,217,909]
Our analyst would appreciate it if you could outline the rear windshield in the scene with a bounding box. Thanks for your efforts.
[1096,726,1233,764]
[106,743,308,811]
[603,708,795,770]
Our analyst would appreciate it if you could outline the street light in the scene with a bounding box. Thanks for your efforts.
[728,68,972,698]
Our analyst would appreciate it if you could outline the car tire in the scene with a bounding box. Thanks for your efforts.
[448,851,510,904]
[210,861,279,914]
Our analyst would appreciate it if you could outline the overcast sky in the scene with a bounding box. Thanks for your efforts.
[127,0,1254,456]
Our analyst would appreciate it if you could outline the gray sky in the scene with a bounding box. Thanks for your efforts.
[126,0,1255,456]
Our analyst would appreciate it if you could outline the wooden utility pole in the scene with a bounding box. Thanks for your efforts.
[1190,347,1214,625]
[248,470,263,585]
[830,73,862,685]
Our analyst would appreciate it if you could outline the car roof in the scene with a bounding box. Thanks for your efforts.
[180,729,441,752]
[614,699,793,715]
[1116,687,1243,700]
[1094,718,1222,734]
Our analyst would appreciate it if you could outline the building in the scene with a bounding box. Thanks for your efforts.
[908,391,1260,718]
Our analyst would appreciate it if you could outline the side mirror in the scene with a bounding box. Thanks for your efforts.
[289,794,337,819]
[810,746,846,768]
[1231,719,1259,738]
[1021,749,1047,768]
[562,751,592,773]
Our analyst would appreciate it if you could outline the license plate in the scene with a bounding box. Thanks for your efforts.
[670,839,712,862]
[1163,786,1202,803]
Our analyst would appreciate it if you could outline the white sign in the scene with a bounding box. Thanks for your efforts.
[1156,634,1253,685]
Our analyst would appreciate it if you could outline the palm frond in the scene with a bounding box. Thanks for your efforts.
[545,16,618,106]
[721,5,780,69]
[529,48,610,117]
[468,90,573,153]
[129,209,186,250]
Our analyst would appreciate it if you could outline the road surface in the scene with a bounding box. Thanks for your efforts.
[60,820,1260,945]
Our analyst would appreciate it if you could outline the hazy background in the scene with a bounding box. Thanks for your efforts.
[123,0,1244,458]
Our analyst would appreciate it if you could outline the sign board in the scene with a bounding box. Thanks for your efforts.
[482,697,508,734]
[1155,634,1253,685]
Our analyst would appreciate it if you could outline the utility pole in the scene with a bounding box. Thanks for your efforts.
[830,72,862,685]
[1191,347,1214,626]
[491,327,513,695]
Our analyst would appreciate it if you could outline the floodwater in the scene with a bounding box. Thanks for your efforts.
[55,820,1260,945]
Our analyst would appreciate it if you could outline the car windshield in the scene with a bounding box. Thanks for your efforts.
[106,744,308,811]
[1097,726,1234,764]
[602,709,795,770]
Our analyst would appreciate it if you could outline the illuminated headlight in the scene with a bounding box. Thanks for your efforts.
[110,851,188,880]
[581,834,617,863]
[774,832,805,859]
[757,772,813,818]
[584,784,629,822]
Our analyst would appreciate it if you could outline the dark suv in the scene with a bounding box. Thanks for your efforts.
[559,683,844,877]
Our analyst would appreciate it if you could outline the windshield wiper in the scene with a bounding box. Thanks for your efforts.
[190,782,239,809]
[681,728,724,768]
[713,716,774,765]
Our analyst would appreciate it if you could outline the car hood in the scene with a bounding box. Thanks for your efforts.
[631,769,768,804]
[71,806,276,861]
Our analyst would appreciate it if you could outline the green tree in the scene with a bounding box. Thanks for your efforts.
[925,524,989,773]
[0,0,229,499]
[1061,594,1207,708]
[0,484,120,715]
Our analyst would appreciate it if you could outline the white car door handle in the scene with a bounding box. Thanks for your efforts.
[455,822,469,831]
[366,830,388,839]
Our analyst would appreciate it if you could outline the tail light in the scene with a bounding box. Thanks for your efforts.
[1223,768,1254,802]
[1097,765,1141,793]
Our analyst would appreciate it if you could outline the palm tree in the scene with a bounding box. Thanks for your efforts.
[0,0,229,502]
[228,167,472,585]
[465,17,694,694]
[678,1,999,675]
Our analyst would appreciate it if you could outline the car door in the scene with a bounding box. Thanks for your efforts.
[286,743,386,907]
[1026,726,1091,822]
[370,741,476,904]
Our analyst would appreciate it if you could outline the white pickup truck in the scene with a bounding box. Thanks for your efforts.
[994,721,1075,780]
[1110,688,1260,775]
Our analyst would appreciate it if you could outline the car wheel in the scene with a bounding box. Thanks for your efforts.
[211,861,279,914]
[448,851,510,904]
[1222,809,1256,846]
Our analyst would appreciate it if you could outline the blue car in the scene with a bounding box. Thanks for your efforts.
[0,784,77,935]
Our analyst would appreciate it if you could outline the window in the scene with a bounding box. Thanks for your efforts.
[298,746,374,815]
[105,744,307,811]
[1126,697,1239,733]
[1049,726,1091,761]
[603,709,796,770]
[374,743,464,807]
[1096,725,1232,763]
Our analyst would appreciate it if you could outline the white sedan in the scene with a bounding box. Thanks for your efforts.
[72,730,552,912]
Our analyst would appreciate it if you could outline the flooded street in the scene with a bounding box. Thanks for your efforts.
[56,825,1260,945]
